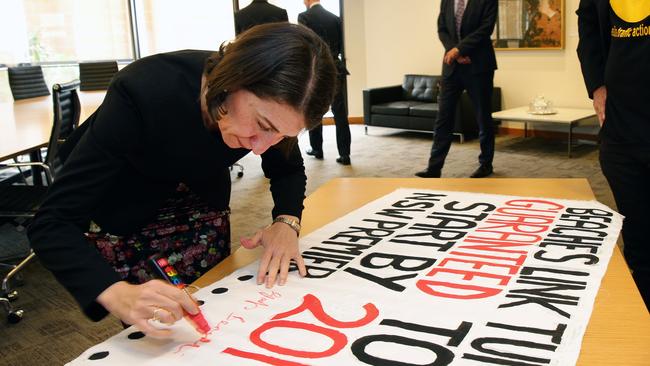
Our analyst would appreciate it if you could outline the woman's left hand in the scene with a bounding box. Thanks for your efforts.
[240,215,307,288]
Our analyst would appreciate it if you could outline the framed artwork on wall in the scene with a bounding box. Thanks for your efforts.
[492,0,564,50]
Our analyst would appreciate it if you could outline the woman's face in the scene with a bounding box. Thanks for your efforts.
[216,89,305,155]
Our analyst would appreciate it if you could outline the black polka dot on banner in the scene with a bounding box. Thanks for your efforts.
[211,287,228,294]
[127,331,145,340]
[88,351,109,360]
[197,300,205,306]
[237,274,254,281]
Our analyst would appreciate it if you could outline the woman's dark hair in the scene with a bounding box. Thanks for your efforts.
[203,22,337,132]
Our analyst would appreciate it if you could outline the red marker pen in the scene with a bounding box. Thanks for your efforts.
[148,255,211,335]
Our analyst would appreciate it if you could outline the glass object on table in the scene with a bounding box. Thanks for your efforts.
[528,95,556,115]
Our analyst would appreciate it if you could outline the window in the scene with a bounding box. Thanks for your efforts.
[0,1,343,102]
[0,0,133,102]
[0,0,132,64]
[0,0,240,64]
[134,0,235,57]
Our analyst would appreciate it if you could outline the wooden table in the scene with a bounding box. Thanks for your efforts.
[196,178,650,366]
[0,91,105,161]
[492,107,598,157]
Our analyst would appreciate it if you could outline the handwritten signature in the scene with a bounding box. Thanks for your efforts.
[243,290,282,310]
[174,290,283,354]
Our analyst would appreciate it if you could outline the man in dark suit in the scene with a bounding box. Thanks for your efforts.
[416,0,498,178]
[299,0,352,165]
[576,0,650,310]
[234,0,288,35]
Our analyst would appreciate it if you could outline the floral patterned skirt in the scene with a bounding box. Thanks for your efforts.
[85,184,230,285]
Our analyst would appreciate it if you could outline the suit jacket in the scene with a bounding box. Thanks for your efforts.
[298,4,349,75]
[576,0,610,98]
[438,0,498,76]
[234,0,288,35]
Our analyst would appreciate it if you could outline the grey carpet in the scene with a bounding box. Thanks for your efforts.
[0,125,613,365]
[0,224,30,261]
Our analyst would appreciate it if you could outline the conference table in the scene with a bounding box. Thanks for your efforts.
[0,91,105,161]
[195,177,650,366]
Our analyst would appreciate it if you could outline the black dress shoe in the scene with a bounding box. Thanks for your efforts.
[336,156,351,165]
[415,169,441,178]
[470,164,493,178]
[306,148,323,159]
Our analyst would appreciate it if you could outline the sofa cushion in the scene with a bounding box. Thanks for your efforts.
[410,116,435,131]
[409,103,439,117]
[371,101,425,116]
[371,114,410,128]
[403,75,438,102]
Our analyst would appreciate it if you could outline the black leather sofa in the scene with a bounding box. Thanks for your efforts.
[363,74,502,142]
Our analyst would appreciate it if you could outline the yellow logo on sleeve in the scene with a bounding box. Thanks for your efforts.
[610,0,650,23]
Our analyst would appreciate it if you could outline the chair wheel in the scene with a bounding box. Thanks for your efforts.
[8,310,24,324]
[6,290,18,302]
[237,172,244,178]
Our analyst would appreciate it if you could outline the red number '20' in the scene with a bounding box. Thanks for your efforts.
[223,294,379,363]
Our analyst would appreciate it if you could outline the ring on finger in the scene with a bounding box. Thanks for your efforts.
[151,307,164,322]
[184,284,200,295]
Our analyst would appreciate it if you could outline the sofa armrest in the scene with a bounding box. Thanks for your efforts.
[363,85,403,124]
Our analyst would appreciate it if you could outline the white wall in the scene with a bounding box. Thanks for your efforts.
[344,0,594,128]
[494,0,591,110]
[342,0,367,119]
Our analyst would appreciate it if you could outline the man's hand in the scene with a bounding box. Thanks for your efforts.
[457,56,472,64]
[444,47,461,65]
[592,86,606,126]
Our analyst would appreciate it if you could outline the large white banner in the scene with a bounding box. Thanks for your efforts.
[70,189,623,365]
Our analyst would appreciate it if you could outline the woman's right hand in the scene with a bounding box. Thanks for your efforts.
[96,280,200,338]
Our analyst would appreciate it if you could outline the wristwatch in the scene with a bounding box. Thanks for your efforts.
[273,216,301,235]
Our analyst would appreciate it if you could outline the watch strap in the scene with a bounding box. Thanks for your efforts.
[273,216,301,235]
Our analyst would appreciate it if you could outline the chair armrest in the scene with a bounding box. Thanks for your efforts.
[363,85,403,123]
[364,85,403,104]
[0,162,53,184]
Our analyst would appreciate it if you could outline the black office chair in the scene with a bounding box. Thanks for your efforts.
[79,61,118,91]
[47,80,82,170]
[0,80,81,323]
[4,65,52,183]
[0,237,34,324]
[7,65,50,100]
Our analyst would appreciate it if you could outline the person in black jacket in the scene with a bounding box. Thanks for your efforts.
[299,0,352,165]
[234,0,288,35]
[27,23,337,336]
[416,0,498,178]
[576,0,650,310]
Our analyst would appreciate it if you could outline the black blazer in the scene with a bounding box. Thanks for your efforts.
[298,4,348,75]
[576,0,610,98]
[438,0,498,76]
[234,0,288,35]
[298,4,342,59]
[27,50,307,321]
